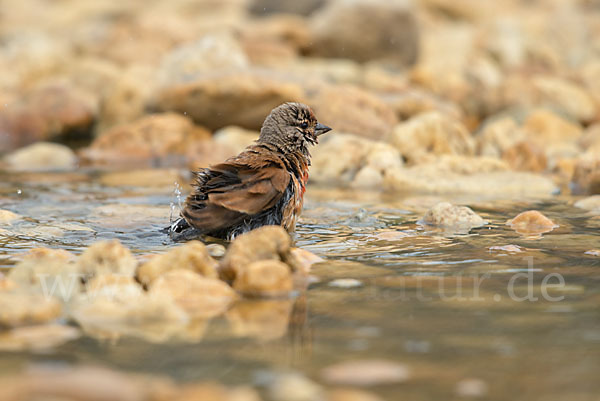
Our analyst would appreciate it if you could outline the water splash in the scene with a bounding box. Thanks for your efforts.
[169,181,183,223]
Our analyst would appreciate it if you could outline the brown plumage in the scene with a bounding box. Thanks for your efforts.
[169,102,331,241]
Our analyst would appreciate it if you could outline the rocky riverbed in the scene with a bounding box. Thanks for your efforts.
[1,0,600,400]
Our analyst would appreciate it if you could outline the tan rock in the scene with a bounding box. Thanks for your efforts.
[233,260,293,297]
[476,116,524,158]
[420,202,487,233]
[99,169,183,188]
[76,240,137,280]
[574,195,600,212]
[506,210,558,236]
[0,292,62,327]
[384,89,463,122]
[308,85,398,140]
[0,82,97,152]
[311,134,402,186]
[226,299,293,340]
[0,324,80,351]
[308,0,418,66]
[149,270,236,319]
[531,76,597,123]
[69,291,188,343]
[80,113,212,167]
[0,209,20,223]
[269,373,324,401]
[220,225,300,281]
[389,111,475,164]
[384,169,556,196]
[579,124,600,156]
[84,274,143,303]
[4,142,77,171]
[242,14,312,51]
[571,159,600,195]
[8,247,80,298]
[96,68,154,133]
[502,141,547,172]
[522,109,583,146]
[154,70,305,131]
[157,32,249,87]
[290,248,324,274]
[137,241,218,286]
[213,126,259,156]
[0,365,177,401]
[321,359,410,386]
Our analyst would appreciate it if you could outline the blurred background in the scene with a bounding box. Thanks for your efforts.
[0,0,598,196]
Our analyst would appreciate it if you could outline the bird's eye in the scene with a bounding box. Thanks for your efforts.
[300,122,308,129]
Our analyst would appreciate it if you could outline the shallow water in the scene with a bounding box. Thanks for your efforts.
[1,169,599,401]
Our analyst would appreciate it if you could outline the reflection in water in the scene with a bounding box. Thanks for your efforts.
[0,171,599,400]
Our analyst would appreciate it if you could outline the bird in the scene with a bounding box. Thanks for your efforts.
[168,102,331,241]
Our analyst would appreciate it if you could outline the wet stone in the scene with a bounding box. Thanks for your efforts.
[506,210,558,236]
[420,202,487,233]
[0,292,63,327]
[149,269,236,319]
[220,225,300,282]
[0,210,21,224]
[0,324,80,351]
[321,359,410,386]
[3,142,78,171]
[233,260,293,298]
[137,241,218,286]
[76,240,137,280]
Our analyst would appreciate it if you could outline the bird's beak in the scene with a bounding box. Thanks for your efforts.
[315,122,332,136]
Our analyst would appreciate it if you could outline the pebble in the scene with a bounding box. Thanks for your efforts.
[420,202,487,232]
[137,241,218,286]
[233,260,293,298]
[320,359,410,386]
[76,239,138,280]
[149,269,236,319]
[0,210,21,223]
[455,378,489,397]
[506,210,558,236]
[0,324,80,351]
[328,278,363,288]
[3,142,77,171]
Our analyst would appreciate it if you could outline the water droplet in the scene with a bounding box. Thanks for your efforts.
[17,189,22,195]
[169,181,184,223]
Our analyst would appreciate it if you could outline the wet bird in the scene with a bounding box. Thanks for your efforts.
[169,102,331,241]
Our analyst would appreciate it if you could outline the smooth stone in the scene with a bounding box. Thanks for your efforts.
[76,240,137,280]
[0,324,80,351]
[506,210,558,236]
[233,260,293,298]
[420,202,487,232]
[220,226,300,281]
[328,278,363,288]
[0,209,21,223]
[3,142,77,171]
[149,269,236,319]
[226,299,293,340]
[321,359,410,386]
[0,292,62,327]
[137,241,218,286]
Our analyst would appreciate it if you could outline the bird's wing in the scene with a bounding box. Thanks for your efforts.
[182,153,290,233]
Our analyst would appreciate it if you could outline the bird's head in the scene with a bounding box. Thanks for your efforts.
[259,102,331,154]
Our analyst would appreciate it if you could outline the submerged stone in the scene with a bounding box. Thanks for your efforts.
[220,226,300,282]
[420,202,487,233]
[321,359,410,386]
[76,240,137,280]
[506,210,558,236]
[137,241,218,286]
[233,260,293,297]
[149,269,236,319]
